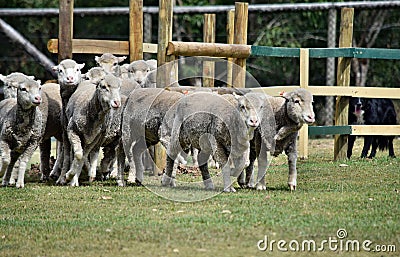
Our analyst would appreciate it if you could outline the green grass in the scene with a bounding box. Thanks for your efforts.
[0,139,399,257]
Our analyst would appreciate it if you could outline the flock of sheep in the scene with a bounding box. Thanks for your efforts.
[0,53,315,192]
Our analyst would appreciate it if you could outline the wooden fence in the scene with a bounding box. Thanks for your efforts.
[48,1,400,162]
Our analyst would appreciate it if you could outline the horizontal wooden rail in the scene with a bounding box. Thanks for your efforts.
[47,39,157,55]
[252,86,400,99]
[251,46,400,59]
[309,125,400,136]
[309,126,352,136]
[167,41,251,58]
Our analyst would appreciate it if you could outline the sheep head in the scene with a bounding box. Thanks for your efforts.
[18,79,42,109]
[0,72,35,99]
[95,53,127,74]
[96,74,121,110]
[282,89,315,125]
[52,59,85,86]
[128,60,150,86]
[236,92,266,128]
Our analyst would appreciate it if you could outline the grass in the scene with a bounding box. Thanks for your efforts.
[0,138,399,257]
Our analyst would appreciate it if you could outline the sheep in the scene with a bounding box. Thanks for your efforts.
[146,59,157,71]
[95,53,127,75]
[160,91,266,192]
[143,69,157,88]
[0,78,43,188]
[128,60,150,86]
[64,74,121,186]
[0,72,35,99]
[120,64,130,79]
[120,88,184,185]
[83,67,108,84]
[51,59,85,184]
[238,88,315,191]
[1,73,63,182]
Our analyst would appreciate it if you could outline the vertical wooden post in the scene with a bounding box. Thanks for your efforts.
[154,0,175,175]
[226,9,235,87]
[143,13,152,60]
[334,8,354,161]
[299,48,310,159]
[129,0,143,61]
[232,2,248,88]
[203,14,216,88]
[58,0,74,62]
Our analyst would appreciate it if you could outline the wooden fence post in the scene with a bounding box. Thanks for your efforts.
[203,14,216,87]
[226,9,235,87]
[334,8,354,160]
[154,0,175,175]
[232,2,248,88]
[299,48,309,159]
[58,0,73,62]
[129,0,143,61]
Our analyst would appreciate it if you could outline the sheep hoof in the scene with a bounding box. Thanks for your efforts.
[256,184,266,191]
[238,182,247,189]
[203,179,214,190]
[117,180,125,187]
[223,186,236,193]
[89,176,96,183]
[289,184,296,191]
[16,183,24,189]
[161,174,175,187]
[56,176,66,186]
[135,179,143,186]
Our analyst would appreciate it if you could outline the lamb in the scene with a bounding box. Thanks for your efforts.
[51,59,85,184]
[143,70,157,88]
[0,72,35,99]
[146,59,157,71]
[0,78,43,188]
[120,88,184,185]
[95,53,127,75]
[83,67,108,84]
[128,60,150,86]
[64,74,121,186]
[160,91,266,192]
[238,88,315,191]
[1,73,63,182]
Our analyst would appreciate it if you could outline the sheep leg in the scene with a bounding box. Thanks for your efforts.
[388,136,395,158]
[116,143,126,187]
[49,140,63,180]
[197,150,214,190]
[100,145,116,179]
[65,130,83,184]
[191,147,199,167]
[256,145,270,191]
[285,141,297,191]
[128,142,146,185]
[56,132,71,185]
[15,142,39,188]
[9,162,19,186]
[88,149,100,183]
[1,143,12,186]
[39,138,51,182]
[214,146,234,193]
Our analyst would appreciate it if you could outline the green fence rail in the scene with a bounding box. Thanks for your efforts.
[250,46,400,59]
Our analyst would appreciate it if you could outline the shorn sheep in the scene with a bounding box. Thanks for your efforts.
[0,72,35,99]
[95,53,127,75]
[160,91,266,192]
[239,89,315,191]
[65,74,121,186]
[128,60,150,86]
[51,59,85,184]
[120,88,183,185]
[0,78,43,188]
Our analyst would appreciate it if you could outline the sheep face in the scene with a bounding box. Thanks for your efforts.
[97,74,121,110]
[0,72,35,99]
[84,67,107,84]
[95,53,126,74]
[237,93,265,128]
[284,89,315,125]
[53,59,85,86]
[18,79,42,109]
[128,60,150,86]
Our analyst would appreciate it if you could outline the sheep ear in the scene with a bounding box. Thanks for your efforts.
[95,56,100,63]
[0,74,6,82]
[78,63,85,70]
[28,75,35,80]
[282,91,291,100]
[52,65,59,72]
[118,56,127,63]
[36,80,41,85]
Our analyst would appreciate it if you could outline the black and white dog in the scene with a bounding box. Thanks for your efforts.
[347,97,397,159]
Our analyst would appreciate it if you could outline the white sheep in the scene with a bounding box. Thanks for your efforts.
[51,59,85,184]
[128,60,150,86]
[95,53,127,76]
[160,91,266,192]
[64,74,121,186]
[0,72,35,99]
[146,59,157,71]
[0,78,43,188]
[239,88,315,191]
